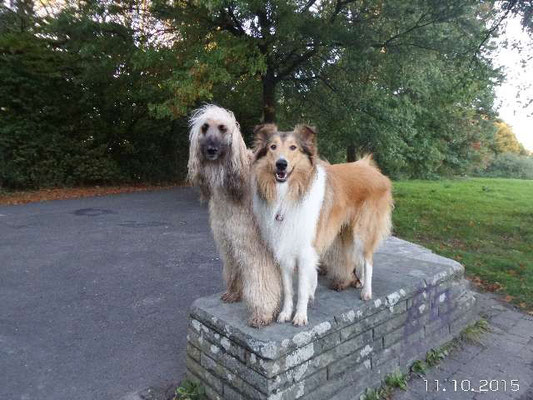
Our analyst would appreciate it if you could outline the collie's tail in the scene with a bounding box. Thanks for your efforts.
[359,153,378,168]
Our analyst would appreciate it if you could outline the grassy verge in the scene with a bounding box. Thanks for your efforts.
[393,178,533,312]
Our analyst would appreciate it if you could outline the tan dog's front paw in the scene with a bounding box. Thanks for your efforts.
[221,291,241,303]
[292,312,308,326]
[330,279,353,291]
[277,310,292,323]
[249,313,273,328]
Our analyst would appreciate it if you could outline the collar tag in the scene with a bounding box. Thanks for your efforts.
[275,213,284,222]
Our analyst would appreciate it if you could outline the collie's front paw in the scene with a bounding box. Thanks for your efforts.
[277,310,292,323]
[292,312,308,326]
[221,291,242,303]
[360,288,372,301]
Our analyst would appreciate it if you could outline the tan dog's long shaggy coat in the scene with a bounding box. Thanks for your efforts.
[187,105,281,327]
[252,124,393,326]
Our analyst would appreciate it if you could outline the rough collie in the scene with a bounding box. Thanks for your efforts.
[252,124,393,326]
[187,105,282,327]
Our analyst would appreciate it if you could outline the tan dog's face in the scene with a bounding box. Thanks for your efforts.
[253,124,317,183]
[198,118,231,161]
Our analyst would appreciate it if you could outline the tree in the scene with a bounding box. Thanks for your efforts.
[147,1,519,178]
[273,1,503,177]
[2,0,531,188]
[152,0,524,124]
[494,121,527,155]
[0,1,186,188]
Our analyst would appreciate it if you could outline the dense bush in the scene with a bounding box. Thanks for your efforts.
[0,6,189,190]
[481,153,533,180]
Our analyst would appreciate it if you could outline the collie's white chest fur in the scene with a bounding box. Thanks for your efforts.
[253,165,326,264]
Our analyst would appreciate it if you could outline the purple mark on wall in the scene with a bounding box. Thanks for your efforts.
[403,281,452,343]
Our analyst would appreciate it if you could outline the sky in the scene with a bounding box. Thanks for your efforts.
[493,15,533,151]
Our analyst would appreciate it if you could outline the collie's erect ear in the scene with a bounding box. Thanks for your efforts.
[253,123,277,160]
[294,124,318,158]
[254,123,277,143]
[294,124,317,141]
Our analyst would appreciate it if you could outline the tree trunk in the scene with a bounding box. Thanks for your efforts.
[347,144,356,162]
[262,70,276,123]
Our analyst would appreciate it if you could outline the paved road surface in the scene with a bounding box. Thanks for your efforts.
[0,188,222,400]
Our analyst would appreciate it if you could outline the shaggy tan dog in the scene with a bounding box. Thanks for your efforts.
[252,124,393,325]
[187,105,281,327]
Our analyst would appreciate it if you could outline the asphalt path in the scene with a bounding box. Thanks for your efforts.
[0,188,223,400]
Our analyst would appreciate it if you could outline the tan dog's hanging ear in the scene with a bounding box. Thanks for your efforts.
[253,124,278,160]
[294,124,318,160]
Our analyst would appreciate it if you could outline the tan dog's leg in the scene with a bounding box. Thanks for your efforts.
[242,250,282,328]
[220,246,243,303]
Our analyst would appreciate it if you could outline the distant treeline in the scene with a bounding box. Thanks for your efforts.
[1,1,532,189]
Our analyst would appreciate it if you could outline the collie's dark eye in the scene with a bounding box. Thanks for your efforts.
[289,145,297,151]
[201,123,209,133]
[270,144,277,150]
[219,124,227,133]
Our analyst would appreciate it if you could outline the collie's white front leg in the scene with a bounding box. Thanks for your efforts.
[277,266,294,323]
[293,250,318,326]
[360,259,373,300]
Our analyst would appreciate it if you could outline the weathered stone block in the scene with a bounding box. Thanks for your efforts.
[184,237,476,399]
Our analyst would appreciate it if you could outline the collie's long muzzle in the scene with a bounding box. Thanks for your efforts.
[275,158,288,182]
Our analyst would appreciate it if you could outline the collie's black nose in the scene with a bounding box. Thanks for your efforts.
[276,159,288,171]
[207,146,218,156]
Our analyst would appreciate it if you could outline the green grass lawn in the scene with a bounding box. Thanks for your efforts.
[393,178,533,312]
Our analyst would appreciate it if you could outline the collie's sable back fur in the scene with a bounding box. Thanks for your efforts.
[187,104,281,327]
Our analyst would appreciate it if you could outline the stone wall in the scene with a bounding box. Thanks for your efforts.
[185,237,478,400]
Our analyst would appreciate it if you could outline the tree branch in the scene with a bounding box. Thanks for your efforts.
[330,0,357,22]
[470,0,517,63]
[276,47,319,80]
[224,6,246,36]
[301,0,318,13]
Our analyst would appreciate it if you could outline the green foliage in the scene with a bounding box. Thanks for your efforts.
[393,178,533,310]
[482,152,533,179]
[425,347,449,367]
[174,380,205,400]
[274,1,504,179]
[1,1,531,188]
[460,319,490,344]
[493,121,527,155]
[361,387,382,400]
[384,370,408,391]
[0,2,187,189]
[410,360,428,376]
